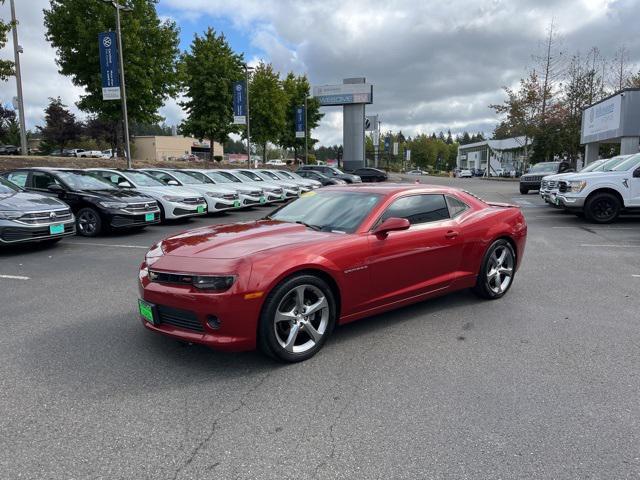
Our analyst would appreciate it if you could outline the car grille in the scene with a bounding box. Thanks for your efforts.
[122,201,158,214]
[268,188,283,195]
[111,213,159,227]
[16,208,72,225]
[156,305,204,332]
[214,202,233,209]
[523,175,543,182]
[1,223,74,242]
[182,197,205,205]
[221,193,239,200]
[558,181,568,193]
[249,190,262,197]
[173,207,204,216]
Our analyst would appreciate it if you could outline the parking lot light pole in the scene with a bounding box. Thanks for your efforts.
[304,95,310,165]
[9,0,27,156]
[103,0,133,168]
[244,64,254,167]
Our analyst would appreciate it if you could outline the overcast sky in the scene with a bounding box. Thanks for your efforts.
[0,0,639,146]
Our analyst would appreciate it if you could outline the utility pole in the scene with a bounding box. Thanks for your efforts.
[103,0,133,167]
[9,0,27,156]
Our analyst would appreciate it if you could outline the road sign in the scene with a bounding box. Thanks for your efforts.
[233,81,247,125]
[98,32,121,100]
[295,106,305,138]
[365,115,378,131]
[393,142,399,155]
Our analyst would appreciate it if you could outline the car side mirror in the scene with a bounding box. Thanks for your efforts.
[118,181,133,188]
[373,217,410,238]
[633,169,640,178]
[167,179,179,186]
[48,184,64,193]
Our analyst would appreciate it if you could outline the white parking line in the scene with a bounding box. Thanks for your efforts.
[579,244,640,248]
[633,275,640,278]
[552,226,634,230]
[0,274,30,280]
[71,242,149,250]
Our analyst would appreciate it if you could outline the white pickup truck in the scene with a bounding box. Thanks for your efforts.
[555,153,640,223]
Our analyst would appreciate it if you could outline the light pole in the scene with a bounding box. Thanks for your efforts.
[102,0,133,168]
[244,64,254,167]
[9,0,27,156]
[304,96,310,165]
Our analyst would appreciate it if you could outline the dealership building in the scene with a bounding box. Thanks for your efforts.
[456,136,530,173]
[132,135,223,162]
[581,88,640,164]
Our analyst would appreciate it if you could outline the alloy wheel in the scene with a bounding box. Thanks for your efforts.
[592,198,615,221]
[273,284,329,354]
[486,246,514,295]
[78,210,98,235]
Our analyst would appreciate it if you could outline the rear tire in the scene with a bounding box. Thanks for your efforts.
[584,192,620,224]
[472,239,516,300]
[258,274,336,363]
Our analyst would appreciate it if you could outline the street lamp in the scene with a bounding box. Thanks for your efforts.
[102,0,133,168]
[9,0,27,156]
[244,64,254,167]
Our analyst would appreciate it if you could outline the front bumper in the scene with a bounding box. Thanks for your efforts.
[0,219,76,244]
[204,196,242,212]
[240,193,267,206]
[138,264,261,351]
[109,210,161,229]
[556,194,586,208]
[520,181,541,189]
[168,202,208,218]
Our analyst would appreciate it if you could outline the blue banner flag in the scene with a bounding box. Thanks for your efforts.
[98,32,121,100]
[233,81,246,125]
[295,106,305,138]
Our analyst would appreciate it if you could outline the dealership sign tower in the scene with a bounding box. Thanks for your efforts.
[312,78,373,171]
[581,88,640,164]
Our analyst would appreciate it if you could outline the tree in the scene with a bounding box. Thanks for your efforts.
[44,0,180,154]
[0,0,14,81]
[37,97,83,153]
[279,72,323,161]
[85,116,119,152]
[533,19,564,123]
[249,62,287,163]
[0,104,16,141]
[610,45,631,91]
[179,28,244,161]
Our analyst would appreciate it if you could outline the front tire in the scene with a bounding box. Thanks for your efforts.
[76,207,103,237]
[258,274,336,362]
[472,239,516,300]
[584,192,620,224]
[519,186,528,194]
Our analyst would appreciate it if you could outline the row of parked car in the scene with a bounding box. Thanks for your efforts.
[0,165,365,246]
[535,153,640,223]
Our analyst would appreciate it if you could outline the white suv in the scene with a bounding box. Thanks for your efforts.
[555,153,640,223]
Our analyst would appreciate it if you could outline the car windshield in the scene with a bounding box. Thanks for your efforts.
[529,162,559,173]
[599,156,628,171]
[579,160,605,172]
[57,171,116,190]
[329,168,343,175]
[182,171,214,183]
[237,170,264,182]
[167,170,204,184]
[0,176,19,193]
[608,153,640,172]
[277,170,296,180]
[269,191,382,233]
[260,170,281,180]
[125,171,164,187]
[209,171,241,183]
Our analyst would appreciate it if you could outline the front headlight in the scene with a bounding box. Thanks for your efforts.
[145,243,163,267]
[192,275,235,291]
[0,210,22,220]
[568,181,587,193]
[162,195,183,202]
[99,201,128,209]
[205,191,223,198]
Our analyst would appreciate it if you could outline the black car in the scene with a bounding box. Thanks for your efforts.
[0,145,20,155]
[1,168,161,237]
[351,167,388,182]
[298,165,362,183]
[0,176,76,245]
[519,162,573,194]
[295,169,346,186]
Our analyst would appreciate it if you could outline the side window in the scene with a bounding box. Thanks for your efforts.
[380,194,450,226]
[31,172,61,190]
[93,171,118,185]
[446,196,469,218]
[149,172,173,184]
[6,172,27,188]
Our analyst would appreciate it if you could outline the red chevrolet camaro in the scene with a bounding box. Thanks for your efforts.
[138,184,527,362]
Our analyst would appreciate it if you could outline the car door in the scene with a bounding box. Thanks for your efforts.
[365,194,464,308]
[27,171,80,210]
[629,166,640,207]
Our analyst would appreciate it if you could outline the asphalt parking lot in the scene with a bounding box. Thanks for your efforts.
[1,176,639,479]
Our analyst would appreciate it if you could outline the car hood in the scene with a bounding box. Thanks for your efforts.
[79,189,152,202]
[558,171,624,181]
[134,186,203,198]
[222,183,262,194]
[543,172,573,181]
[0,191,67,211]
[159,220,336,259]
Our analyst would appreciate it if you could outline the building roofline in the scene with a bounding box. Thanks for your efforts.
[581,88,640,111]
